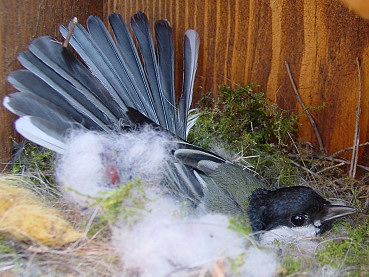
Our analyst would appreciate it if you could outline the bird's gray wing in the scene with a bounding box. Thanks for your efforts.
[165,141,267,214]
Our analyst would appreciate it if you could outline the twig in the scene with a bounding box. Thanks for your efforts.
[330,142,369,158]
[63,17,78,48]
[316,162,345,175]
[319,155,369,172]
[285,61,325,151]
[287,132,316,182]
[349,57,362,179]
[289,154,369,174]
[288,159,321,178]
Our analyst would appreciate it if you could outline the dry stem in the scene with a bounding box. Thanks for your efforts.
[63,17,78,48]
[349,58,362,179]
[330,142,369,158]
[285,61,325,152]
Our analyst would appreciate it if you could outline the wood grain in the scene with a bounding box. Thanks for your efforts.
[0,0,103,170]
[105,0,369,165]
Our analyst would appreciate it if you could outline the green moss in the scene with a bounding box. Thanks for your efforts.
[228,217,252,236]
[11,140,56,191]
[12,140,54,174]
[190,85,298,146]
[316,219,369,276]
[188,85,300,186]
[227,252,246,276]
[92,180,150,226]
[0,239,15,254]
[280,254,301,275]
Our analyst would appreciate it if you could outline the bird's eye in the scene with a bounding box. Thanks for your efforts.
[291,215,305,227]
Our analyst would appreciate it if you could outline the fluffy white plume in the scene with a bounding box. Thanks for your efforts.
[55,126,172,204]
[113,189,279,277]
[241,247,279,277]
[259,225,321,256]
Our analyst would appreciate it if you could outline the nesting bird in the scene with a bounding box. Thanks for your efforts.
[3,11,354,243]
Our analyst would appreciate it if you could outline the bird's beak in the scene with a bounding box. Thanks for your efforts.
[321,203,356,222]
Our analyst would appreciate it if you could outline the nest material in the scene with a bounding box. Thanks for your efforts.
[0,175,82,246]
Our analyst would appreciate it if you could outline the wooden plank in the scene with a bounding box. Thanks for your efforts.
[105,0,369,164]
[0,0,103,169]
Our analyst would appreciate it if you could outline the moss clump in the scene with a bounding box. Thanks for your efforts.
[279,254,301,275]
[227,252,246,276]
[92,180,150,226]
[316,219,369,276]
[0,239,15,254]
[188,85,299,186]
[228,217,252,236]
[11,141,56,193]
[12,141,54,174]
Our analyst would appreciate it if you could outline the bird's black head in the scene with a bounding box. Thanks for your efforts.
[247,186,354,234]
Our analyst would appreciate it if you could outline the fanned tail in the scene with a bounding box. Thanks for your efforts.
[4,12,201,151]
[3,11,224,205]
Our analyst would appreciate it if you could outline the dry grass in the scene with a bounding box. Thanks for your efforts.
[1,239,121,276]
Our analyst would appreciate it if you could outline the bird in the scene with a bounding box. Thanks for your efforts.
[2,11,354,243]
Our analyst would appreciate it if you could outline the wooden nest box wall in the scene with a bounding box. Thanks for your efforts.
[2,0,369,169]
